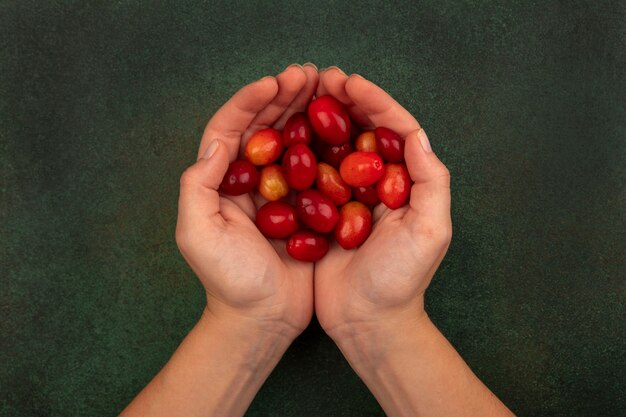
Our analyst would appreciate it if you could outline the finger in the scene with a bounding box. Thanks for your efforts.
[315,68,329,97]
[318,68,373,129]
[344,74,421,137]
[179,140,230,225]
[200,77,279,160]
[403,129,451,235]
[242,65,307,145]
[274,63,320,128]
[222,194,256,220]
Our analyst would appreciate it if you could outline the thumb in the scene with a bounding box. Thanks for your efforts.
[404,129,452,238]
[178,139,230,224]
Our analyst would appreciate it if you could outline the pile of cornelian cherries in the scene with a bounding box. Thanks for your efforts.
[219,95,411,262]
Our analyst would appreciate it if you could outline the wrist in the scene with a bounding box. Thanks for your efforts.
[331,306,430,370]
[198,306,295,373]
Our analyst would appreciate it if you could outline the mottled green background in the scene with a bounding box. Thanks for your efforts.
[1,0,625,416]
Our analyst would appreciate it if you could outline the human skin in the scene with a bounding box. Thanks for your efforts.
[120,64,515,417]
[119,63,319,417]
[314,67,515,417]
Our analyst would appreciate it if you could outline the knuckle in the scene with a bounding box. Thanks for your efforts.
[179,165,198,188]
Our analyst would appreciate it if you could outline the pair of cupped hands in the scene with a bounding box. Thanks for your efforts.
[176,64,451,350]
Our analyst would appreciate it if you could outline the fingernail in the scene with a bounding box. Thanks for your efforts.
[418,129,432,153]
[326,66,346,76]
[203,139,220,159]
[286,63,304,70]
[258,75,274,82]
[352,73,365,79]
[303,62,318,70]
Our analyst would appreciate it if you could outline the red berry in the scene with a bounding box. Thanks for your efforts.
[258,164,289,201]
[296,189,339,233]
[255,202,299,239]
[374,127,404,163]
[353,185,381,206]
[316,162,351,206]
[376,163,411,209]
[339,151,384,187]
[282,144,317,191]
[307,95,351,145]
[283,112,312,146]
[334,202,372,249]
[219,160,258,196]
[321,142,353,168]
[286,231,329,262]
[244,128,284,165]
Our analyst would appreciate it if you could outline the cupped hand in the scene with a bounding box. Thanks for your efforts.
[314,68,452,342]
[176,64,319,339]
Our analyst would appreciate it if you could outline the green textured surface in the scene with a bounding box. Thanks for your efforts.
[1,0,625,415]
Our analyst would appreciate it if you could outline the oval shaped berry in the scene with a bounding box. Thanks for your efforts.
[339,151,384,187]
[316,162,351,206]
[334,201,372,249]
[219,160,258,196]
[258,164,289,201]
[376,163,411,209]
[374,127,404,163]
[307,95,351,145]
[283,112,312,146]
[353,185,381,206]
[296,189,339,233]
[282,144,317,191]
[355,130,378,153]
[244,128,284,165]
[321,141,353,168]
[255,201,299,239]
[286,231,329,262]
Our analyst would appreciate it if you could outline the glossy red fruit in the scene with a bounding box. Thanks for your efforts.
[316,162,351,205]
[355,131,378,153]
[353,185,381,206]
[255,202,299,239]
[283,112,312,146]
[321,142,353,168]
[296,189,339,233]
[286,231,329,262]
[219,160,258,196]
[377,163,411,209]
[339,152,384,187]
[334,202,372,249]
[282,144,317,190]
[258,164,289,201]
[374,127,404,163]
[307,95,351,145]
[245,128,284,165]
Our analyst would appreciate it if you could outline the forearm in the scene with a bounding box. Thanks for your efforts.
[335,312,515,417]
[120,307,293,417]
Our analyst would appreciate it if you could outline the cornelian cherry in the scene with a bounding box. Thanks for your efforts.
[244,128,283,165]
[353,185,381,206]
[296,189,339,233]
[255,202,299,239]
[374,127,404,163]
[339,152,384,187]
[282,144,317,191]
[334,202,372,249]
[307,95,351,145]
[377,163,411,209]
[219,160,258,196]
[286,231,329,262]
[316,162,351,205]
[258,165,289,201]
[283,112,312,146]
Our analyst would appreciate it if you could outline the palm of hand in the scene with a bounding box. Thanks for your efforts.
[311,69,451,336]
[178,65,318,333]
